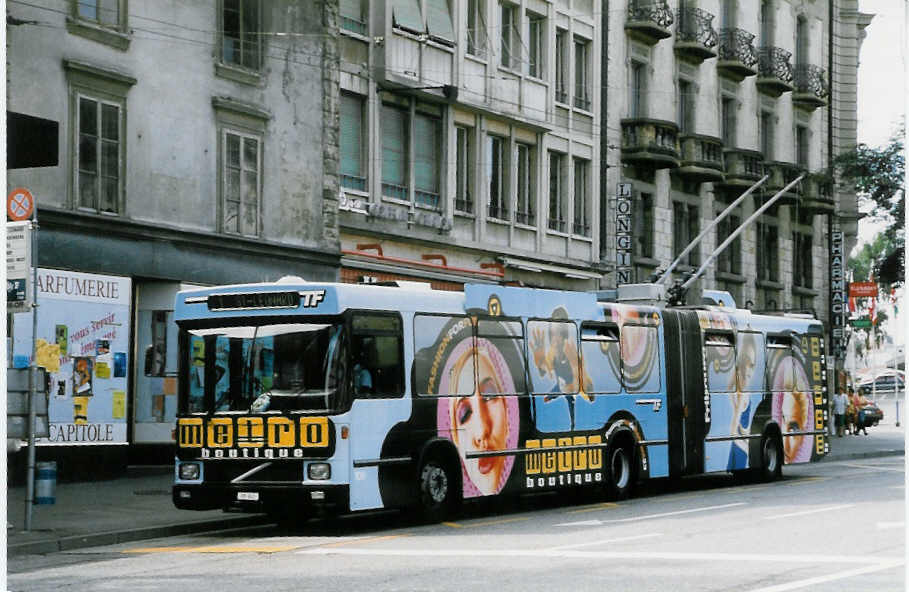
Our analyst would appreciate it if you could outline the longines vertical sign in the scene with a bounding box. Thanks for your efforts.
[615,183,633,285]
[829,227,846,360]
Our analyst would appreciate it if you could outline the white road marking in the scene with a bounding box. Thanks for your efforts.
[764,504,854,520]
[298,547,900,566]
[877,521,905,530]
[550,532,663,551]
[556,502,746,526]
[742,561,905,592]
[842,462,907,473]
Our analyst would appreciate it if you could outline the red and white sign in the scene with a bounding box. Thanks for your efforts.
[7,187,35,221]
[849,281,877,298]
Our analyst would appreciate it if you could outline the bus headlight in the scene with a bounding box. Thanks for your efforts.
[308,463,331,480]
[179,462,201,480]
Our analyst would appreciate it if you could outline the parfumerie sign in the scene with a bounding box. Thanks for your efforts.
[829,228,846,360]
[340,192,452,231]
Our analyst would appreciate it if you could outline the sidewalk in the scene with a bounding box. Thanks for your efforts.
[6,406,905,557]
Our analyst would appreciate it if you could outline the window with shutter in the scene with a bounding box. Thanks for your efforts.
[382,105,409,200]
[426,0,455,44]
[414,114,441,208]
[340,94,366,191]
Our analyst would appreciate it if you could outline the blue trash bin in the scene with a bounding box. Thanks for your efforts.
[35,461,57,505]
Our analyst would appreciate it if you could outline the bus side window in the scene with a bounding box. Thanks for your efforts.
[765,334,795,393]
[413,314,475,396]
[704,332,735,394]
[580,323,621,394]
[736,332,764,393]
[476,317,526,395]
[351,314,404,399]
[621,325,661,393]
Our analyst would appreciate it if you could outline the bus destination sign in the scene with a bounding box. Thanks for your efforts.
[208,291,302,311]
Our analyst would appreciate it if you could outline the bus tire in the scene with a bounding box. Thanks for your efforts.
[604,440,635,500]
[417,456,459,523]
[758,433,782,482]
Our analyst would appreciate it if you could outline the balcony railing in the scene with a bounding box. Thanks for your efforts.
[792,64,829,110]
[721,148,763,188]
[574,90,591,111]
[676,135,724,183]
[717,28,758,80]
[625,0,673,45]
[674,6,718,63]
[764,161,804,205]
[555,88,568,104]
[341,174,367,192]
[573,221,590,237]
[340,15,368,36]
[621,118,680,169]
[455,197,474,214]
[802,173,835,215]
[488,204,509,220]
[381,182,409,201]
[548,218,567,233]
[515,211,536,226]
[415,189,440,209]
[756,47,794,96]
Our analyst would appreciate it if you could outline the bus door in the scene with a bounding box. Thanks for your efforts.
[663,310,706,477]
[345,312,409,511]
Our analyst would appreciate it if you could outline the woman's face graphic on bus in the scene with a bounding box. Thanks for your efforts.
[450,351,509,495]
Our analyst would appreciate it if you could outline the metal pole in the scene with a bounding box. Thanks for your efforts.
[682,174,805,292]
[660,175,769,284]
[25,210,38,530]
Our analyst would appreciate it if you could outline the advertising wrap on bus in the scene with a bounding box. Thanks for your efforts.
[171,279,827,522]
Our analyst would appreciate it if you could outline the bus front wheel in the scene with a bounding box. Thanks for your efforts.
[417,456,459,522]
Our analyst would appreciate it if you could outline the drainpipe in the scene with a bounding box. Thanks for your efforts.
[599,0,610,274]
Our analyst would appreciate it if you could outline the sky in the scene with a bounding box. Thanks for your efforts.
[854,1,906,349]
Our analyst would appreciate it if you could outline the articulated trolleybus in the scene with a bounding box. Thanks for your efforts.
[173,278,828,522]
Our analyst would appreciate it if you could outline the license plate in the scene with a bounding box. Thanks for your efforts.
[237,492,259,501]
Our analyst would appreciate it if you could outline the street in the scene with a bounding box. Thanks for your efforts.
[8,456,905,592]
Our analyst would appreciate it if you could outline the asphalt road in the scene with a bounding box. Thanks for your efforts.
[8,456,906,592]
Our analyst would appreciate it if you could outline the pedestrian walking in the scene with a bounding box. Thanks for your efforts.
[833,390,848,437]
[851,388,868,436]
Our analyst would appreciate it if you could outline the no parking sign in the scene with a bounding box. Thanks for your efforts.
[7,187,35,221]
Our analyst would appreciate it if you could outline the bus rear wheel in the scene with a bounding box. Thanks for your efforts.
[604,441,635,500]
[758,433,782,482]
[417,456,460,523]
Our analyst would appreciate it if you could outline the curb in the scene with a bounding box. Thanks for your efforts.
[823,449,905,462]
[7,515,271,557]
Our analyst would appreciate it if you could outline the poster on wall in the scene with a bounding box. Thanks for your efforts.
[12,268,131,445]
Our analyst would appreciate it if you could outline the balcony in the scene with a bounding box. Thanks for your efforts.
[802,173,835,215]
[716,28,758,80]
[792,64,829,111]
[756,47,794,97]
[625,0,673,45]
[621,119,680,169]
[674,6,718,64]
[720,148,763,188]
[676,135,724,183]
[764,161,805,205]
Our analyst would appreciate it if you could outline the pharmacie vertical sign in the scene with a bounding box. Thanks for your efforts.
[615,183,633,285]
[12,269,132,445]
[829,227,846,361]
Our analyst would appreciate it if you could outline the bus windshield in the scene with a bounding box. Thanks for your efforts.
[182,320,347,414]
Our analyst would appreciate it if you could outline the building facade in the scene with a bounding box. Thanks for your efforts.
[337,0,606,290]
[7,0,340,465]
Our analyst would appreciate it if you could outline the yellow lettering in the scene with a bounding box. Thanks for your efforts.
[299,417,330,447]
[811,337,820,357]
[178,418,203,448]
[588,435,603,469]
[525,440,541,475]
[236,417,264,448]
[816,435,825,455]
[572,436,588,470]
[542,438,557,474]
[266,417,295,447]
[813,361,821,382]
[207,418,233,448]
[558,437,573,472]
[815,409,824,430]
